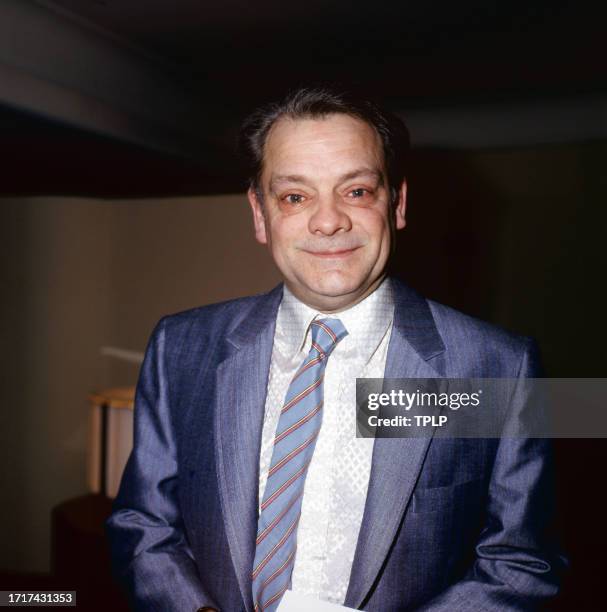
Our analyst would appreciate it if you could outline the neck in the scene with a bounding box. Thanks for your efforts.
[286,274,387,314]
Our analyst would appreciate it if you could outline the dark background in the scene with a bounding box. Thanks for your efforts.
[1,0,606,610]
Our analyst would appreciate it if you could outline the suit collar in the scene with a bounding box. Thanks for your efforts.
[389,276,446,368]
[224,276,445,359]
[225,283,284,351]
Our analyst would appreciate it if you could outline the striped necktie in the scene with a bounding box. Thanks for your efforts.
[252,317,348,612]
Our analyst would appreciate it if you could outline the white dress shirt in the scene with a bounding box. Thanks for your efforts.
[258,279,395,604]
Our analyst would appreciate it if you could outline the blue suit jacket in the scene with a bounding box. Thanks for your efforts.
[107,278,563,611]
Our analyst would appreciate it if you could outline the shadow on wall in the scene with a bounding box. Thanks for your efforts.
[392,144,607,377]
[390,148,504,322]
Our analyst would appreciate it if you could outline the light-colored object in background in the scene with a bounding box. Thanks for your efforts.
[278,591,355,611]
[100,345,144,364]
[87,387,134,498]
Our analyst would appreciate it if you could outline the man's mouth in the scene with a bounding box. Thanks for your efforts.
[303,247,360,259]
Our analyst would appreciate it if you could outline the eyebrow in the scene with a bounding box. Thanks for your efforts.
[269,167,384,191]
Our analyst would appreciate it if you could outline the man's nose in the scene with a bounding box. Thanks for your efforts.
[308,195,352,235]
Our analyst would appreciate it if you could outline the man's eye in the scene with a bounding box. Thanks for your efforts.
[284,194,305,204]
[349,188,368,198]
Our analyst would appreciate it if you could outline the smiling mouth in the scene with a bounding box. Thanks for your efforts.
[304,247,360,259]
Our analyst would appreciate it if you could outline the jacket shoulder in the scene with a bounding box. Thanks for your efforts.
[144,288,281,381]
[158,292,267,338]
[426,299,540,376]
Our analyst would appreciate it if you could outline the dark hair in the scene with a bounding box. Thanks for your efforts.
[238,86,410,203]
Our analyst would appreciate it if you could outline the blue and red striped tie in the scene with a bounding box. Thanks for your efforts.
[252,317,348,611]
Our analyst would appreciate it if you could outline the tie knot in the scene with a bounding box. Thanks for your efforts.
[310,318,348,358]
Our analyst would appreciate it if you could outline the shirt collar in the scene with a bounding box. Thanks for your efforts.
[275,278,395,365]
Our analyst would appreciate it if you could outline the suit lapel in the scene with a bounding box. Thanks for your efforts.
[345,279,446,609]
[214,285,283,612]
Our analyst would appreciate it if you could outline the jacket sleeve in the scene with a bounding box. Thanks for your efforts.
[106,319,219,612]
[416,340,567,611]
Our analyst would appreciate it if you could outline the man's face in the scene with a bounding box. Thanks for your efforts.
[248,113,406,312]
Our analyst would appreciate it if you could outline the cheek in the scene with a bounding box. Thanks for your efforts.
[354,210,391,245]
[267,219,298,257]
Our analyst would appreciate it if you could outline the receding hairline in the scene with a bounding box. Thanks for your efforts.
[260,112,387,187]
[269,167,385,190]
[264,112,383,148]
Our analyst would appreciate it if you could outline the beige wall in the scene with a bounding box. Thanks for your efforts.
[1,198,113,571]
[0,194,279,572]
[107,195,281,385]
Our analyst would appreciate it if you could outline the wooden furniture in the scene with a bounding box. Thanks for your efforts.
[87,387,135,498]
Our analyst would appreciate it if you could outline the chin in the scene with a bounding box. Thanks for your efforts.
[305,274,367,300]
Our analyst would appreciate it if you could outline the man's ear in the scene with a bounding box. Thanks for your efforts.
[394,180,407,230]
[247,187,268,245]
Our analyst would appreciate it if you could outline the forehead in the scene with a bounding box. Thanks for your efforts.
[261,114,385,184]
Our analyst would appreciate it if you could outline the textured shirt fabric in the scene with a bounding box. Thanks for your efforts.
[258,279,395,605]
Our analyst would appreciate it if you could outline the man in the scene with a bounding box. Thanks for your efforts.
[107,87,563,611]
